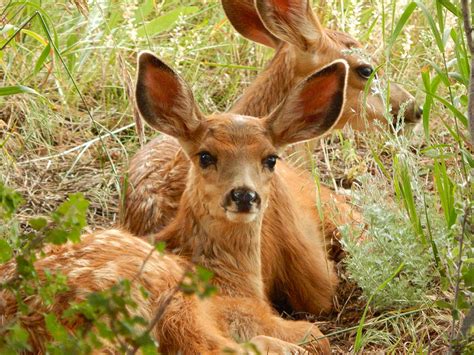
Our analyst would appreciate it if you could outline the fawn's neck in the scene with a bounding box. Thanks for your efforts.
[163,182,265,300]
[230,45,298,117]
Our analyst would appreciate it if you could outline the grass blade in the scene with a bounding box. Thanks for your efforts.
[0,85,42,96]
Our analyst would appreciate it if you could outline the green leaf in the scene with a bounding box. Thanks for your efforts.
[135,0,155,22]
[34,43,51,75]
[0,239,13,263]
[388,2,417,50]
[5,323,31,351]
[137,6,199,38]
[437,0,461,17]
[435,300,452,309]
[44,313,69,342]
[155,241,166,253]
[196,266,214,282]
[21,28,48,46]
[428,92,468,127]
[0,182,23,220]
[29,217,47,231]
[46,229,69,245]
[414,1,443,52]
[433,159,457,229]
[462,267,474,289]
[0,85,42,97]
[48,193,89,244]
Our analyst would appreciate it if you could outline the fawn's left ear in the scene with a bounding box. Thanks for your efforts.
[135,51,203,141]
[265,60,348,146]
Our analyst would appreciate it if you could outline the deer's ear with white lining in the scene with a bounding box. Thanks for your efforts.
[265,60,348,146]
[135,51,203,141]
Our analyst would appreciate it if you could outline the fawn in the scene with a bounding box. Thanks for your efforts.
[122,0,368,316]
[1,52,349,353]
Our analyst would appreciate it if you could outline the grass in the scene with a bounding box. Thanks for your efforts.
[0,0,472,353]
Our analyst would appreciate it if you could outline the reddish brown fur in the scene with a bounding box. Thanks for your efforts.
[121,0,365,317]
[0,53,350,353]
[1,230,320,353]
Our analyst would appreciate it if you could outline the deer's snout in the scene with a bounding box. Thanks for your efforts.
[225,187,261,213]
[390,84,422,126]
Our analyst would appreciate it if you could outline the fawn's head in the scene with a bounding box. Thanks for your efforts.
[222,0,422,131]
[136,52,348,224]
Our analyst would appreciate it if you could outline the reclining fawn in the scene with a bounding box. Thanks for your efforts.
[1,52,348,353]
[124,0,391,315]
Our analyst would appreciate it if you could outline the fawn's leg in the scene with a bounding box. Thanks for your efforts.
[249,335,309,354]
[265,228,339,315]
[262,181,339,314]
[268,317,330,354]
[264,163,365,315]
[213,297,329,354]
[153,291,240,354]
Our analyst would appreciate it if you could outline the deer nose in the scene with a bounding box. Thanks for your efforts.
[415,106,423,120]
[231,188,257,204]
[229,188,260,213]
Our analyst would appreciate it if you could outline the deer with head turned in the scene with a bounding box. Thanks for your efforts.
[1,52,349,353]
[224,0,421,130]
[122,0,370,317]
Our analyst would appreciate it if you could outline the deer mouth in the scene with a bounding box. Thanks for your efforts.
[222,205,259,223]
[225,210,258,223]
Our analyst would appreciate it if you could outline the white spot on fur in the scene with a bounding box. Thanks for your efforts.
[74,259,90,267]
[231,114,253,125]
[108,240,122,248]
[69,267,91,279]
[93,261,119,283]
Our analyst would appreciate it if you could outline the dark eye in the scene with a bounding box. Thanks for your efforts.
[198,151,216,168]
[262,155,279,171]
[357,65,374,79]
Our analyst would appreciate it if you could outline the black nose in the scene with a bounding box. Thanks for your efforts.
[231,188,257,204]
[415,106,423,120]
[230,188,259,212]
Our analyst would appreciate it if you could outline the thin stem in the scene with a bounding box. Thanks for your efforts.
[461,0,474,145]
[449,205,471,350]
[461,0,474,53]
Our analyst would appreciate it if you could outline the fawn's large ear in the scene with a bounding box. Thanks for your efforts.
[255,0,325,51]
[265,60,348,146]
[221,0,280,48]
[135,51,203,141]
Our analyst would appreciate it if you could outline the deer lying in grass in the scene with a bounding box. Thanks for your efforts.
[223,0,421,129]
[1,52,349,353]
[123,0,385,316]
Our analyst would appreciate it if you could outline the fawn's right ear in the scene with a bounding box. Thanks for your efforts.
[222,0,280,48]
[135,51,203,141]
[265,60,348,146]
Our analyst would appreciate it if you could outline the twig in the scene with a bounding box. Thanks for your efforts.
[461,1,474,53]
[298,308,426,346]
[461,0,474,145]
[17,123,135,165]
[449,205,471,351]
[126,266,191,355]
